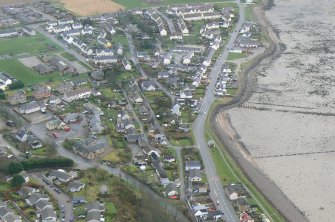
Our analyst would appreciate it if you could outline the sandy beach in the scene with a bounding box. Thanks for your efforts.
[224,0,335,221]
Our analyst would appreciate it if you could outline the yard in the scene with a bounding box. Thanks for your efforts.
[0,34,61,56]
[0,59,77,85]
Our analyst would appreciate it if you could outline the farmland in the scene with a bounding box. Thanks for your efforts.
[0,34,61,56]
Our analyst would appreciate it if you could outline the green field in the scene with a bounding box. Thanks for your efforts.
[60,52,76,61]
[0,34,62,56]
[228,52,248,60]
[114,0,228,9]
[0,59,75,85]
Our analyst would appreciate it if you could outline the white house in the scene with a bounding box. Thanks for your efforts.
[122,58,132,70]
[63,87,92,102]
[163,52,172,65]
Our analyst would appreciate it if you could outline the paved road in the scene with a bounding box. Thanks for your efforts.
[154,9,176,34]
[192,1,245,221]
[31,173,74,222]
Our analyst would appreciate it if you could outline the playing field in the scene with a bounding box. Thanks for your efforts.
[0,34,61,56]
[59,0,124,16]
[0,59,73,85]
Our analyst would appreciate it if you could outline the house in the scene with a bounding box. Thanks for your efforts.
[93,55,118,64]
[35,200,52,211]
[33,85,51,100]
[0,29,18,38]
[63,113,80,124]
[208,210,222,220]
[63,87,92,102]
[0,73,12,86]
[19,101,46,114]
[141,80,156,91]
[225,183,246,200]
[55,81,73,93]
[180,86,193,99]
[116,43,123,55]
[240,211,254,222]
[189,168,202,182]
[48,95,61,105]
[82,24,93,35]
[182,50,194,64]
[71,78,88,87]
[185,160,201,171]
[95,48,114,56]
[26,193,49,206]
[15,128,28,142]
[72,196,86,205]
[46,119,65,130]
[86,212,101,222]
[105,23,116,35]
[236,198,250,212]
[68,180,85,192]
[139,105,149,115]
[86,202,105,213]
[154,134,168,145]
[170,32,183,40]
[73,139,105,159]
[165,183,178,197]
[192,204,208,220]
[157,71,169,79]
[18,186,37,196]
[48,169,74,183]
[163,52,172,65]
[38,207,57,222]
[58,17,74,25]
[19,171,29,183]
[0,206,22,222]
[171,104,181,116]
[122,58,132,70]
[178,20,189,35]
[8,91,26,105]
[72,22,83,30]
[97,37,112,48]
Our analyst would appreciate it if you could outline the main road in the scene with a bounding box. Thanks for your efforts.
[192,0,244,221]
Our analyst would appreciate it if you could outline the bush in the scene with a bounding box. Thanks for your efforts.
[8,81,24,90]
[21,157,74,170]
[0,93,5,100]
[11,174,25,187]
[8,162,23,175]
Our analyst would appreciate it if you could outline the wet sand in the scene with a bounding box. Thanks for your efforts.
[226,0,335,221]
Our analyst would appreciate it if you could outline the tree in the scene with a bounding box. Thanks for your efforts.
[0,93,5,100]
[8,81,24,90]
[11,174,25,187]
[8,162,23,175]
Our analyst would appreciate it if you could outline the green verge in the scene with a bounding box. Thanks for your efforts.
[205,101,285,222]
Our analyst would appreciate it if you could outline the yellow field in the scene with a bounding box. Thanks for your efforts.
[59,0,124,16]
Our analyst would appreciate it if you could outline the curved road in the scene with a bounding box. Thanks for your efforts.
[192,1,245,221]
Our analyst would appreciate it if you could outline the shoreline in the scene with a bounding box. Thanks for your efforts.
[210,0,309,221]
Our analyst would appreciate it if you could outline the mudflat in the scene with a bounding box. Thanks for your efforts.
[226,0,335,221]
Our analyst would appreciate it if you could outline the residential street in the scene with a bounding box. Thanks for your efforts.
[192,0,245,221]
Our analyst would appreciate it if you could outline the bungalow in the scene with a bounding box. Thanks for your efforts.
[192,204,208,220]
[48,95,61,105]
[71,78,88,87]
[86,202,105,213]
[236,198,250,212]
[0,73,12,86]
[225,183,246,200]
[206,22,220,30]
[38,207,57,222]
[154,134,168,145]
[0,206,22,222]
[180,86,193,99]
[122,58,132,70]
[133,93,143,103]
[170,31,183,40]
[165,183,178,197]
[26,193,49,206]
[105,23,116,35]
[93,55,118,64]
[18,186,38,196]
[35,200,52,211]
[46,119,65,130]
[240,211,254,222]
[141,80,156,91]
[73,139,105,159]
[48,169,74,183]
[86,212,101,222]
[68,180,85,192]
[33,64,53,75]
[139,105,149,115]
[189,168,202,182]
[171,104,181,116]
[8,91,26,105]
[82,25,93,35]
[157,71,170,79]
[19,101,46,114]
[178,20,189,35]
[72,196,86,205]
[63,113,80,123]
[63,87,92,102]
[185,160,201,171]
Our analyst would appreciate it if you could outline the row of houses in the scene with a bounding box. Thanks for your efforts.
[0,200,22,222]
[146,9,168,36]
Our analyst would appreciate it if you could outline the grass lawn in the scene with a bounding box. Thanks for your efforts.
[244,5,254,21]
[0,34,62,56]
[226,88,238,96]
[60,52,76,61]
[0,59,76,85]
[170,138,193,146]
[227,52,248,60]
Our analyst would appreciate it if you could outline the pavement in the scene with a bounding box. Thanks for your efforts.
[192,0,245,221]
